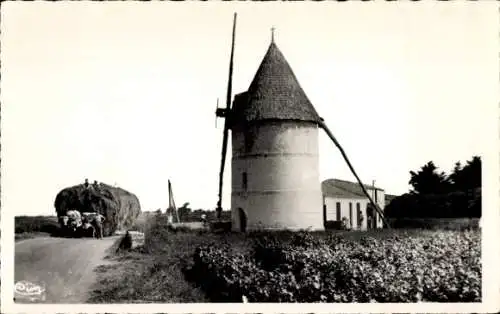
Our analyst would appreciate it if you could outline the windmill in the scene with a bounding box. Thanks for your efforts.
[214,12,237,220]
[213,13,390,230]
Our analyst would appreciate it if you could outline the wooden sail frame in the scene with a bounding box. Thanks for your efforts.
[168,179,180,223]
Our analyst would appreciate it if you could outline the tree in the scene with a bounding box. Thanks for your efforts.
[178,202,192,221]
[387,156,482,220]
[449,162,464,190]
[449,156,481,191]
[409,161,452,195]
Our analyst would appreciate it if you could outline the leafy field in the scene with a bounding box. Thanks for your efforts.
[186,230,480,302]
[90,215,481,303]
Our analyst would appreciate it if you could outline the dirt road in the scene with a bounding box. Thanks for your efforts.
[15,236,119,303]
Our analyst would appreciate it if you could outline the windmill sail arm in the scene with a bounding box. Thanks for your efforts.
[168,180,180,223]
[225,13,237,110]
[216,12,237,215]
[319,119,391,229]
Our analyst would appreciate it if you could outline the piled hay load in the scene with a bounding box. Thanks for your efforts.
[54,179,142,237]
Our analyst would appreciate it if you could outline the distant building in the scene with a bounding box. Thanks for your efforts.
[321,179,389,230]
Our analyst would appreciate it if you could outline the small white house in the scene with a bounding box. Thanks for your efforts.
[321,179,387,230]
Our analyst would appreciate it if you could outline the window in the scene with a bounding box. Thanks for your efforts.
[242,172,248,190]
[336,202,341,221]
[349,203,353,227]
[356,202,361,227]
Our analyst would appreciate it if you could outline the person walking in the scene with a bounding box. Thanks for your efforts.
[92,213,105,239]
[59,215,69,237]
[201,213,207,227]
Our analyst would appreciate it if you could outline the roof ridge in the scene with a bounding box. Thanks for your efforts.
[322,178,384,192]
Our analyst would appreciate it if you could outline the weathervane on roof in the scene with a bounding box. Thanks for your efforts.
[271,26,276,43]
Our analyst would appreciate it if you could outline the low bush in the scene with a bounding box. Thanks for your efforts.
[388,218,479,230]
[116,232,133,252]
[209,221,232,233]
[324,220,347,230]
[128,219,147,233]
[15,216,60,235]
[186,230,481,303]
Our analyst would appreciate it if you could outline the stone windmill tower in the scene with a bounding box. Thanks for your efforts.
[230,38,324,231]
[215,14,389,232]
[216,15,323,231]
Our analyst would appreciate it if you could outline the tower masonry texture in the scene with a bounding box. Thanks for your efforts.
[229,40,324,231]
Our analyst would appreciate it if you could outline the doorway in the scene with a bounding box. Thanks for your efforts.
[367,203,377,229]
[238,208,247,232]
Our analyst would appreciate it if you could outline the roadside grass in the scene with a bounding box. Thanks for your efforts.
[88,215,480,303]
[89,214,249,303]
[89,234,211,302]
[15,232,52,242]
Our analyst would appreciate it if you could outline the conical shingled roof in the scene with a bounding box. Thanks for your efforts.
[231,42,321,126]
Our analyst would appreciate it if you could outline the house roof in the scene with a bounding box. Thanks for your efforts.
[321,178,384,199]
[231,41,321,126]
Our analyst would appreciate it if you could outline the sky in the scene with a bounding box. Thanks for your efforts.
[1,2,498,216]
